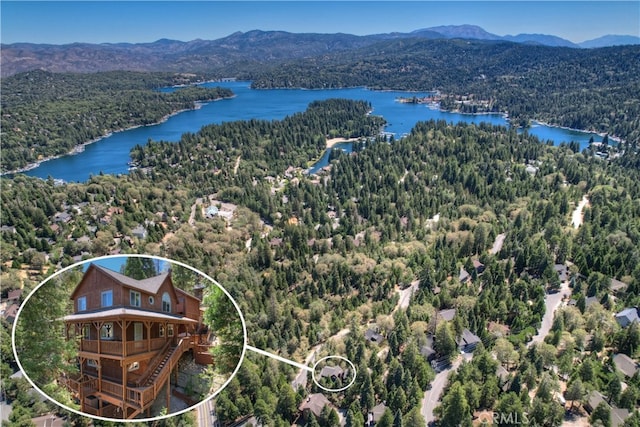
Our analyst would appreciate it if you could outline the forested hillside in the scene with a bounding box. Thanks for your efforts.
[2,99,639,425]
[245,39,640,144]
[0,70,232,172]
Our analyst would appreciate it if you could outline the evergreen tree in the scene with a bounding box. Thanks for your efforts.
[121,256,157,279]
[435,321,457,362]
[590,401,612,427]
[439,382,472,427]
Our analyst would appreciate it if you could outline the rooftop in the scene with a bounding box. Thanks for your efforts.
[299,393,331,417]
[63,307,198,323]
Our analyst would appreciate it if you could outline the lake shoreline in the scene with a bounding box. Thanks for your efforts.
[13,83,616,183]
[1,96,231,177]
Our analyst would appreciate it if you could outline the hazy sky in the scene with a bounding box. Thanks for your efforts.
[2,1,639,45]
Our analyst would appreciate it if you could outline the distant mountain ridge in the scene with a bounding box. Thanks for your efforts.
[414,24,639,48]
[578,34,640,48]
[2,25,638,76]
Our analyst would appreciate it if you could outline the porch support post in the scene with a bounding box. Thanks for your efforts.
[122,320,130,358]
[122,362,127,418]
[94,321,103,353]
[145,321,152,352]
[165,376,170,410]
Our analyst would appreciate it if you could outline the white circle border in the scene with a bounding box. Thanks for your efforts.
[10,254,248,423]
[311,355,357,392]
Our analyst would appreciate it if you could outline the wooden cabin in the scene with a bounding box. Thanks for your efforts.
[61,264,210,419]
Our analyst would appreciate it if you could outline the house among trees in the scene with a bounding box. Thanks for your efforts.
[6,288,23,302]
[3,303,19,324]
[131,224,147,240]
[60,264,212,419]
[609,278,628,294]
[367,402,388,426]
[437,308,457,322]
[472,259,485,274]
[615,307,639,328]
[458,328,481,353]
[365,328,384,344]
[458,266,471,283]
[554,264,569,282]
[319,365,348,381]
[612,353,638,378]
[298,393,332,420]
[586,391,630,427]
[420,335,437,361]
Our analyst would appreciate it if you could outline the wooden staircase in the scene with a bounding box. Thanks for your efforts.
[142,345,177,387]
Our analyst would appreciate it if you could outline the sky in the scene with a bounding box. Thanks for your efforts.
[1,1,639,45]
[81,256,168,273]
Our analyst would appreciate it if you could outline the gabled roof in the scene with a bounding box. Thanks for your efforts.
[7,289,22,301]
[610,278,628,292]
[3,304,19,322]
[71,264,174,299]
[175,287,201,302]
[615,307,639,327]
[369,402,388,421]
[320,366,345,378]
[438,308,457,322]
[612,353,638,378]
[299,393,331,417]
[587,391,630,427]
[459,266,470,282]
[458,328,481,346]
[365,328,384,343]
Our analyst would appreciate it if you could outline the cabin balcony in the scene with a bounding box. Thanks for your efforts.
[63,336,203,419]
[80,337,167,357]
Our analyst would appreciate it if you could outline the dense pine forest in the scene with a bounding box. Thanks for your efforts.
[2,94,639,425]
[0,70,232,172]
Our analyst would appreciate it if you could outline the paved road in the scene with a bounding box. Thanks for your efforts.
[421,353,472,423]
[188,197,203,226]
[490,233,506,255]
[196,397,218,427]
[395,280,419,312]
[572,195,589,229]
[528,280,571,347]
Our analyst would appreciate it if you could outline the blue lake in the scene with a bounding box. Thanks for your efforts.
[24,81,606,182]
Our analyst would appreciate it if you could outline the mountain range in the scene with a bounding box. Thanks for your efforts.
[2,24,638,77]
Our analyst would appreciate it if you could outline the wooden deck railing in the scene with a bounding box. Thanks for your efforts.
[101,340,121,356]
[101,379,123,398]
[70,336,198,416]
[81,340,99,353]
[81,337,169,356]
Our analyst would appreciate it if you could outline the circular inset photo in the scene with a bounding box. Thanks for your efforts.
[11,255,246,422]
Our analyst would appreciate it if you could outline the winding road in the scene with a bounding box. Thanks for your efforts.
[291,328,351,390]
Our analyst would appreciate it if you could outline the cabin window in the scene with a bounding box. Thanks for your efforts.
[100,322,114,340]
[159,325,165,337]
[77,296,87,312]
[128,362,140,372]
[101,290,113,307]
[134,322,143,341]
[87,359,98,368]
[162,292,171,313]
[130,290,141,307]
[167,324,174,337]
[82,324,90,339]
[149,296,154,305]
